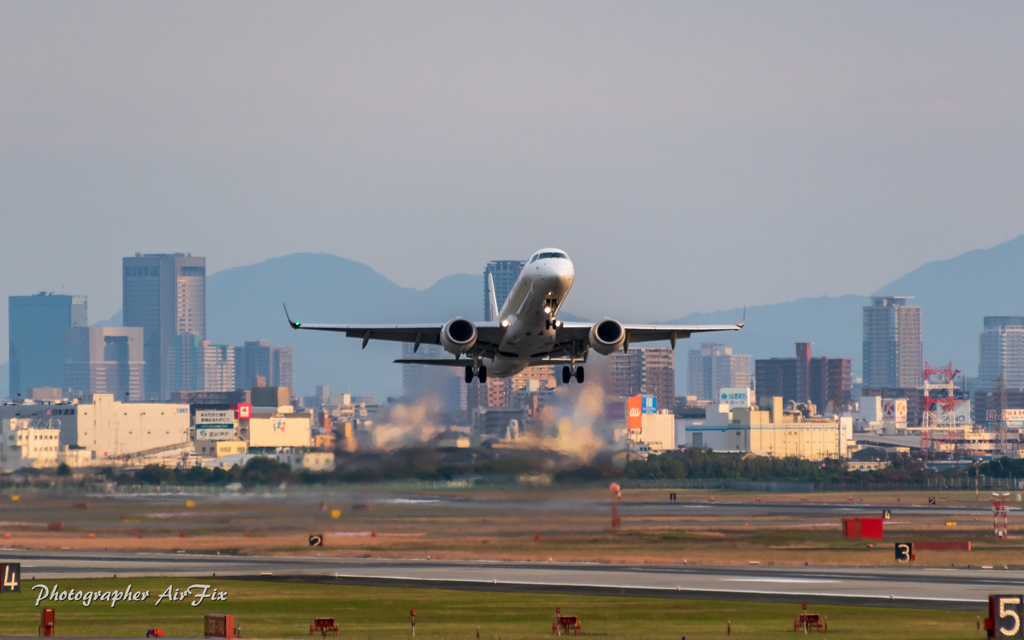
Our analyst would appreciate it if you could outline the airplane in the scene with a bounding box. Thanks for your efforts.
[284,248,742,385]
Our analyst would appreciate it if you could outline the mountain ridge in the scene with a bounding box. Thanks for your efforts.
[22,233,1018,401]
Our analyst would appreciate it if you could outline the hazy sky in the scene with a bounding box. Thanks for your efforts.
[3,2,1024,347]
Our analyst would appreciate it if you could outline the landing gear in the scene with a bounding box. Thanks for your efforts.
[465,365,488,384]
[562,365,585,384]
[478,366,487,383]
[465,366,474,384]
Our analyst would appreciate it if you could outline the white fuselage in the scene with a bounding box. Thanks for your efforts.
[485,251,575,377]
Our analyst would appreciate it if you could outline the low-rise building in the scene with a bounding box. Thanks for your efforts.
[632,412,676,452]
[241,411,312,447]
[195,440,248,458]
[273,448,335,471]
[58,446,92,467]
[680,403,734,450]
[1,418,60,469]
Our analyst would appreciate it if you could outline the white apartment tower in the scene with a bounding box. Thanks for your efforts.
[979,316,1024,388]
[483,260,526,320]
[687,343,751,402]
[862,296,922,388]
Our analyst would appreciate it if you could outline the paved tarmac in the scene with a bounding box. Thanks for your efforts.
[0,548,1011,611]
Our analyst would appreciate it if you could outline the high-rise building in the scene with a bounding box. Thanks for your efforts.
[483,260,526,320]
[166,333,235,395]
[687,343,751,402]
[465,366,557,415]
[862,296,922,388]
[122,253,206,399]
[607,348,675,412]
[817,357,853,413]
[755,343,852,412]
[233,340,293,390]
[8,293,88,398]
[978,317,1024,388]
[64,326,144,402]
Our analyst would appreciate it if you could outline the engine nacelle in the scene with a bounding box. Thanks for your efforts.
[589,318,626,356]
[440,317,478,355]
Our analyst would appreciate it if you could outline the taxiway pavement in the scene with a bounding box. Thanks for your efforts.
[0,549,1005,611]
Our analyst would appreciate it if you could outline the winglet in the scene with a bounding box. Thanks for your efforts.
[738,305,746,329]
[487,273,499,321]
[283,304,301,329]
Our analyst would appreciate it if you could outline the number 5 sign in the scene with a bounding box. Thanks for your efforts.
[987,595,1024,638]
[0,563,19,593]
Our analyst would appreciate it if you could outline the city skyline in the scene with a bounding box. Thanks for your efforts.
[4,235,1024,401]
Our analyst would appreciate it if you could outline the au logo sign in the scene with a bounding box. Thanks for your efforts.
[626,396,642,430]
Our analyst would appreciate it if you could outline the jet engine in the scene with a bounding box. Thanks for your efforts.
[440,317,478,355]
[589,318,626,356]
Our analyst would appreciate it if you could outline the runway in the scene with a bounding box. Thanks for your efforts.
[0,549,1009,611]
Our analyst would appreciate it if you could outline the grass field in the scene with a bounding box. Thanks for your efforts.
[0,577,984,639]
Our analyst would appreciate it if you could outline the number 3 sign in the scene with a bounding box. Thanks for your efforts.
[987,595,1024,638]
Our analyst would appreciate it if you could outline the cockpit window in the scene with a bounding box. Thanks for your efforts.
[536,252,568,261]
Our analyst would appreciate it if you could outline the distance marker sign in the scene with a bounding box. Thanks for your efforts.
[1,563,20,593]
[988,595,1024,638]
[309,535,323,547]
[895,543,913,563]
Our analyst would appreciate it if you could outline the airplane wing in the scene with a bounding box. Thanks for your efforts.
[283,305,504,355]
[552,321,742,354]
[284,306,741,360]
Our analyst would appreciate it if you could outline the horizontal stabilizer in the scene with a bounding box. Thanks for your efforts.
[394,359,469,367]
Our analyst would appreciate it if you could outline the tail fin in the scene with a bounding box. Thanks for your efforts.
[487,273,499,321]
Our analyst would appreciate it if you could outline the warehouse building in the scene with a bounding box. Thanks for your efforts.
[0,394,191,463]
[683,397,848,460]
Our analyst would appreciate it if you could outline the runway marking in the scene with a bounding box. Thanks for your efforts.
[724,578,841,584]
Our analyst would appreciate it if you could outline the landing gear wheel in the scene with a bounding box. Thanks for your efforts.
[465,366,473,384]
[575,366,585,383]
[478,366,487,383]
[562,366,572,384]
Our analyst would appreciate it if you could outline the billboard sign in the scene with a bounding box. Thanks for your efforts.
[195,410,235,425]
[234,403,252,420]
[934,400,971,424]
[195,427,235,441]
[988,409,1024,421]
[990,421,1024,429]
[627,396,642,430]
[719,388,751,409]
[882,399,908,422]
[642,396,658,414]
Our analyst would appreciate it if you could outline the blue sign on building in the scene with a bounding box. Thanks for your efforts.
[642,396,657,414]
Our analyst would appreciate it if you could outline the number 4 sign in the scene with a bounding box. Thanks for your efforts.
[987,595,1024,638]
[0,563,19,593]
